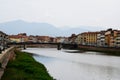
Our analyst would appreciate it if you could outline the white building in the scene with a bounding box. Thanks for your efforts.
[75,34,83,44]
[115,31,120,47]
[97,31,106,47]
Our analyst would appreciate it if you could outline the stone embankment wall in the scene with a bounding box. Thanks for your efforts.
[0,47,15,79]
[78,45,120,52]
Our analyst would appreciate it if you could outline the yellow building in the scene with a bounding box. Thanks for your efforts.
[9,35,28,43]
[77,32,99,46]
[9,37,21,43]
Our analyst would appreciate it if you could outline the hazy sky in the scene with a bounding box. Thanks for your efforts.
[0,0,120,29]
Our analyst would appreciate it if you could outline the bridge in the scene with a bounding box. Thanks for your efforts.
[7,42,78,50]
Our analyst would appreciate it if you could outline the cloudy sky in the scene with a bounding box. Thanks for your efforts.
[0,0,120,29]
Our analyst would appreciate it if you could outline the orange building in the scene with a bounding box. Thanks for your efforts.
[105,29,118,47]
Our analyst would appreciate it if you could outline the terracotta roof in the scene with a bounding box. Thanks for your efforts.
[81,32,100,34]
[9,35,27,38]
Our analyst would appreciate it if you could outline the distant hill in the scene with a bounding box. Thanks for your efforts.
[0,20,103,37]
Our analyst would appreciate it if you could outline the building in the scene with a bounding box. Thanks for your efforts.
[0,31,9,50]
[36,36,50,43]
[115,31,120,47]
[9,35,28,43]
[49,37,57,43]
[18,33,27,36]
[68,34,77,44]
[28,35,37,43]
[77,32,99,46]
[55,37,66,43]
[9,33,28,43]
[76,29,120,47]
[75,34,82,44]
[105,28,118,47]
[97,31,106,47]
[63,37,69,43]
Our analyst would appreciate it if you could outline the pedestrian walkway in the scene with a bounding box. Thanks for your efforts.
[0,47,14,79]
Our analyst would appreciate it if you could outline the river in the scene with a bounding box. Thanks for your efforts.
[22,48,120,80]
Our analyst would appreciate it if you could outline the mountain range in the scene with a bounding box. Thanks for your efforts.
[0,20,103,37]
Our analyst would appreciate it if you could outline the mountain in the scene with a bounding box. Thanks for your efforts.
[0,20,103,36]
[0,20,60,36]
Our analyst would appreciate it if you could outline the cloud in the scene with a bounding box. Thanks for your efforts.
[0,0,120,29]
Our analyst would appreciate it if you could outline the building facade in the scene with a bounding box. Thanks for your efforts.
[105,29,118,47]
[0,31,9,50]
[9,33,28,43]
[36,36,50,43]
[76,32,99,46]
[97,31,106,47]
[115,31,120,47]
[28,35,37,43]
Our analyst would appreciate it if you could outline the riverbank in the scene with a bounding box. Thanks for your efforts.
[78,45,120,56]
[1,50,54,80]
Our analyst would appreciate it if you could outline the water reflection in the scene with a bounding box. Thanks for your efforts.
[23,48,120,80]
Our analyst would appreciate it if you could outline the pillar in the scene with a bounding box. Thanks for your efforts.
[23,44,26,50]
[57,44,61,50]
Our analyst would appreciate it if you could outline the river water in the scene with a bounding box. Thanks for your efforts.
[23,48,120,80]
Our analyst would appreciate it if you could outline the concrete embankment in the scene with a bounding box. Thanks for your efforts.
[0,47,15,79]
